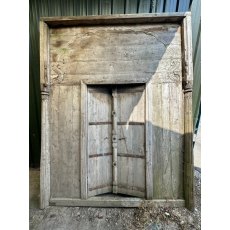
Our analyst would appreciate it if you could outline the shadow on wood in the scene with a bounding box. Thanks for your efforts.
[39,14,194,210]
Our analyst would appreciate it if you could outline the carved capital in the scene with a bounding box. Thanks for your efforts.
[183,80,193,93]
[41,84,50,100]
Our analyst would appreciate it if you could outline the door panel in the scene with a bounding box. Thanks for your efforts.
[87,87,113,197]
[117,85,145,123]
[116,85,146,197]
[117,157,145,197]
[87,85,146,198]
[117,125,145,157]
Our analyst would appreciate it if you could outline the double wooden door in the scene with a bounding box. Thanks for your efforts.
[87,85,146,198]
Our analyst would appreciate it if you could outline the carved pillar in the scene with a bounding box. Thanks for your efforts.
[40,84,50,209]
[183,81,194,211]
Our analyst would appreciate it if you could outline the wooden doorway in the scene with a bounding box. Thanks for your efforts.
[86,85,146,198]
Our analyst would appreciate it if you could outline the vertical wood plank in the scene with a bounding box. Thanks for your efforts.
[116,86,146,198]
[151,81,184,200]
[49,86,59,198]
[87,87,113,197]
[80,81,88,199]
[72,85,81,197]
[40,21,50,209]
[182,13,194,210]
[184,90,193,209]
[145,82,153,199]
[50,85,81,199]
[112,87,118,194]
[152,83,163,198]
[161,83,172,198]
[169,83,184,199]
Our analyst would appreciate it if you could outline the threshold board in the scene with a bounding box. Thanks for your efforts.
[49,197,185,208]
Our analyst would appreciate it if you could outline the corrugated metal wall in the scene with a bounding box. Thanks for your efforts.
[191,0,201,130]
[29,0,201,167]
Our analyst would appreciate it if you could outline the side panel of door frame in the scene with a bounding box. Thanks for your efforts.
[80,81,88,199]
[145,82,154,199]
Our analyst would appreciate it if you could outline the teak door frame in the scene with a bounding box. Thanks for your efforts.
[80,82,153,201]
[40,13,194,210]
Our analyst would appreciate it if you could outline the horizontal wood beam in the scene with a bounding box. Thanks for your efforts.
[50,198,185,208]
[117,153,145,159]
[89,153,112,158]
[89,121,112,125]
[41,13,188,27]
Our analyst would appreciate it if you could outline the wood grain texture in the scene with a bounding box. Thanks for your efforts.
[151,81,184,199]
[80,82,88,199]
[40,21,50,209]
[40,14,192,208]
[182,14,194,211]
[50,197,185,208]
[41,13,186,27]
[184,91,193,210]
[112,88,118,194]
[87,87,113,197]
[40,21,49,86]
[50,85,81,199]
[116,86,146,198]
[40,92,50,209]
[170,82,184,199]
[145,82,153,199]
[49,24,182,85]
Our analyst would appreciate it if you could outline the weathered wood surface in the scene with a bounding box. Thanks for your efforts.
[112,88,118,194]
[49,24,182,85]
[116,85,146,198]
[40,90,50,209]
[182,13,194,211]
[40,21,49,86]
[49,85,81,199]
[145,82,153,199]
[87,87,113,197]
[41,13,186,27]
[184,91,193,210]
[40,14,193,208]
[40,21,50,209]
[49,197,185,208]
[87,85,147,198]
[150,81,184,199]
[80,82,88,199]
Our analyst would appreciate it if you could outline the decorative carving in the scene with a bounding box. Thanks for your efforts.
[184,60,189,76]
[44,64,48,84]
[51,62,65,84]
[167,60,181,82]
[41,84,50,100]
[183,80,193,93]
